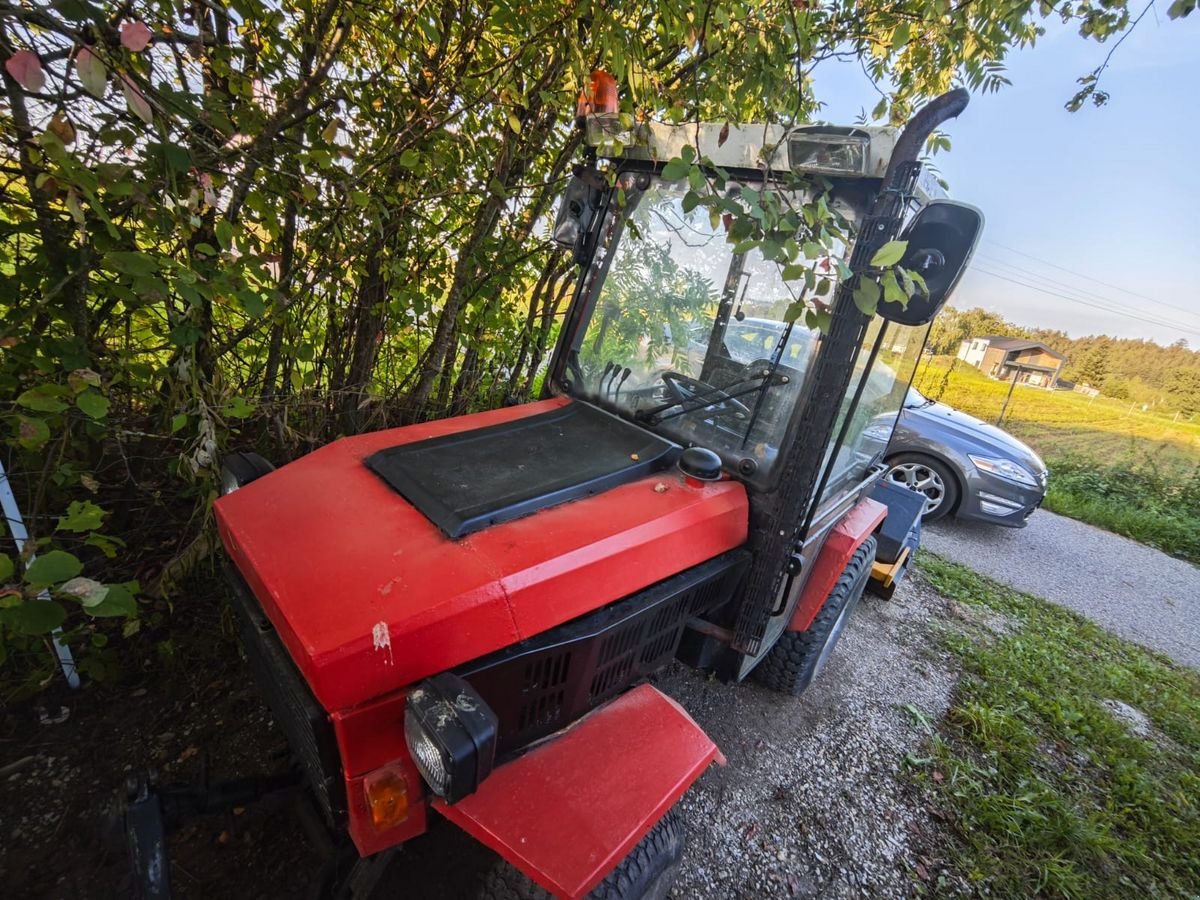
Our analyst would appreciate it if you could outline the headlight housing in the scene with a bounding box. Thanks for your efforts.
[788,127,870,176]
[967,454,1038,487]
[404,674,498,803]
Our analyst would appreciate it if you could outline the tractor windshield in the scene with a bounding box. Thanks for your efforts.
[572,178,850,479]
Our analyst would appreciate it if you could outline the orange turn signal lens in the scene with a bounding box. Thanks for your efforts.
[363,765,410,831]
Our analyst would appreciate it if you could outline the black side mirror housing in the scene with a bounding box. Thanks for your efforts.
[551,168,604,263]
[877,200,984,326]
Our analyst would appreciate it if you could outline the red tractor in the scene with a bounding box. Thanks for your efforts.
[125,87,981,898]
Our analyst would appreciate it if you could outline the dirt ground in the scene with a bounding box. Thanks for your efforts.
[0,569,965,899]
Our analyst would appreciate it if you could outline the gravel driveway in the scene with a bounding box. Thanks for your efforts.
[924,510,1200,670]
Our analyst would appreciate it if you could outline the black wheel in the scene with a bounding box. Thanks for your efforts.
[479,808,684,900]
[219,450,275,495]
[754,536,877,696]
[885,453,959,522]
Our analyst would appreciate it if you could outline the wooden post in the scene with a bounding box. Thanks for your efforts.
[997,366,1019,426]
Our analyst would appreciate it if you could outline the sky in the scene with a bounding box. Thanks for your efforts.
[813,10,1200,347]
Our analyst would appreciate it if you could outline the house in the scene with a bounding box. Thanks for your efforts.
[956,335,1066,389]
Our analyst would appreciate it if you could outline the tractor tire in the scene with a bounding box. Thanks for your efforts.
[754,536,877,697]
[479,808,684,900]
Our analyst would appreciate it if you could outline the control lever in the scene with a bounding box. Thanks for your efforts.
[613,367,632,401]
[598,361,614,395]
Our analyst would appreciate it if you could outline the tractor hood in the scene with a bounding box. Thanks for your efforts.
[214,398,748,712]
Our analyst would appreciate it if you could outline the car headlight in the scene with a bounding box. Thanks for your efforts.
[404,674,497,803]
[967,454,1038,487]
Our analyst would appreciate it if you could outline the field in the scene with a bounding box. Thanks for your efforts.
[911,358,1200,564]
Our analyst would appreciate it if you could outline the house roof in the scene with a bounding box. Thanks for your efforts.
[977,336,1066,361]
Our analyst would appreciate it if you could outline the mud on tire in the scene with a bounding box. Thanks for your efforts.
[479,808,684,900]
[754,535,878,696]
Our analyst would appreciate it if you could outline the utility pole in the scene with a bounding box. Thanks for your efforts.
[997,366,1019,426]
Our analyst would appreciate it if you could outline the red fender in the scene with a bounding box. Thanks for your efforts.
[787,497,887,633]
[434,684,724,898]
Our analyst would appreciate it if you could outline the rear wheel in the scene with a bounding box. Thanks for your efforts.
[754,536,877,696]
[885,454,958,522]
[479,808,684,900]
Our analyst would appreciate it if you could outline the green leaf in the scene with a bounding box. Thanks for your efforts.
[215,219,235,250]
[24,550,83,587]
[507,112,522,133]
[17,386,69,413]
[76,389,110,420]
[76,47,107,98]
[59,576,108,608]
[398,149,420,168]
[814,309,832,333]
[10,600,67,635]
[881,269,908,307]
[1167,0,1194,18]
[56,499,105,533]
[661,158,689,181]
[16,416,50,450]
[783,301,806,324]
[170,413,189,433]
[732,239,758,255]
[88,583,136,618]
[870,240,908,268]
[352,190,370,208]
[104,251,158,277]
[852,278,881,316]
[0,554,12,583]
[781,264,807,281]
[224,396,255,419]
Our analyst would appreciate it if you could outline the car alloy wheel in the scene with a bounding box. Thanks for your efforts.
[887,461,947,514]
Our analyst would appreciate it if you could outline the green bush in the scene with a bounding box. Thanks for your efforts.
[1044,456,1200,565]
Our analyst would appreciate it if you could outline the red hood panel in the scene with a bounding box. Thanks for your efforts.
[215,399,748,711]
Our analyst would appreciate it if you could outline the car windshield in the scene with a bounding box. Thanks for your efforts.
[572,179,845,477]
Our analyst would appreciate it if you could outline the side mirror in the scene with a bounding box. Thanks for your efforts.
[551,169,603,263]
[877,200,983,326]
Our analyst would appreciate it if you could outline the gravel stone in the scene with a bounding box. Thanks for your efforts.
[658,574,962,899]
[923,511,1200,669]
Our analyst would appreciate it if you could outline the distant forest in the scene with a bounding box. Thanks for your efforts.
[928,307,1200,413]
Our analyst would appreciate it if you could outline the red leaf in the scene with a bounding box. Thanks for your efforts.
[121,21,153,52]
[718,122,730,147]
[5,49,45,92]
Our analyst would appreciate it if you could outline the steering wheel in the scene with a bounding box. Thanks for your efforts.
[661,371,752,420]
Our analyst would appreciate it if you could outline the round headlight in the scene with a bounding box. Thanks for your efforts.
[403,674,498,804]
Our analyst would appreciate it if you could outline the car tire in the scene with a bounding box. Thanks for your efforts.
[885,454,959,523]
[479,808,684,900]
[753,536,877,697]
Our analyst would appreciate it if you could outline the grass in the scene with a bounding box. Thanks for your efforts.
[910,358,1200,564]
[914,555,1200,898]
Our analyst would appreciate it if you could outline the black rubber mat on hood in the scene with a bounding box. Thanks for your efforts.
[365,402,678,538]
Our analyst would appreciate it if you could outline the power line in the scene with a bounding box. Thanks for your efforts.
[969,266,1200,341]
[974,254,1200,334]
[983,238,1200,321]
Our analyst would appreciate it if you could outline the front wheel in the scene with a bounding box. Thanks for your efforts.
[885,454,959,522]
[480,808,684,900]
[754,536,877,696]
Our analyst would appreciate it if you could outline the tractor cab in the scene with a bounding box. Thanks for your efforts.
[128,87,982,900]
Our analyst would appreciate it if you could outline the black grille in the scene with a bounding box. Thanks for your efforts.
[457,551,748,756]
[224,562,346,828]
